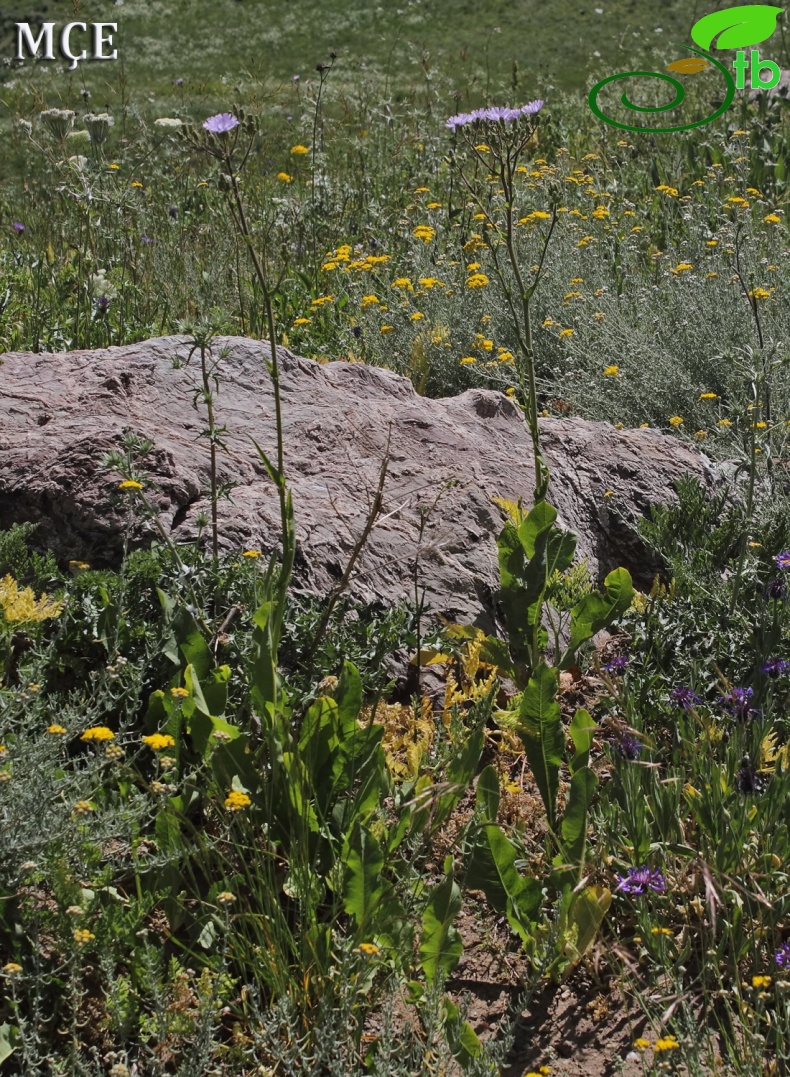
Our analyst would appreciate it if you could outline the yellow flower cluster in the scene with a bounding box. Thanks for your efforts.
[81,726,115,742]
[225,789,251,810]
[143,733,176,750]
[0,575,64,623]
[412,224,435,243]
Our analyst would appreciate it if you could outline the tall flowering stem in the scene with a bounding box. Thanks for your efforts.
[447,101,553,503]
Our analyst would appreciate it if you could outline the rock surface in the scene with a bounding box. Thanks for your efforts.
[0,335,715,629]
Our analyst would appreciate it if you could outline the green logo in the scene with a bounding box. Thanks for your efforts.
[589,4,783,133]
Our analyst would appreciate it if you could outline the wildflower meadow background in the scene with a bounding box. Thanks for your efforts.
[3,2,790,1075]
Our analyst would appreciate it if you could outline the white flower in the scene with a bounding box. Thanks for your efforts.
[154,117,183,129]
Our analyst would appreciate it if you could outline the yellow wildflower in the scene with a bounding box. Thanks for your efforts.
[131,181,143,189]
[293,317,311,326]
[726,196,749,207]
[392,277,413,291]
[651,927,673,936]
[243,549,261,558]
[142,733,176,750]
[603,365,619,377]
[380,325,394,334]
[118,480,143,490]
[669,416,683,427]
[277,172,292,183]
[655,185,679,196]
[633,1038,651,1051]
[217,891,236,903]
[73,929,95,946]
[311,295,334,306]
[360,294,379,308]
[460,357,477,365]
[357,942,380,955]
[412,225,435,243]
[73,800,95,815]
[170,687,189,698]
[672,263,694,274]
[559,328,574,339]
[410,312,425,321]
[48,724,67,735]
[750,287,773,301]
[764,213,781,224]
[466,273,489,288]
[290,145,309,155]
[80,726,115,742]
[225,789,252,811]
[592,206,609,219]
[3,963,22,975]
[654,1036,680,1052]
[718,418,732,427]
[0,575,64,623]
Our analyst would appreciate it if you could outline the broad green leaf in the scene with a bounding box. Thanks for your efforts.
[559,767,598,869]
[477,634,514,676]
[341,818,385,926]
[516,662,563,828]
[561,567,633,669]
[564,885,611,964]
[183,663,211,719]
[691,5,782,51]
[463,822,541,945]
[200,664,231,718]
[441,995,483,1067]
[173,606,212,680]
[476,764,500,822]
[0,1022,19,1064]
[335,661,363,737]
[568,708,597,775]
[419,875,463,982]
[517,500,558,558]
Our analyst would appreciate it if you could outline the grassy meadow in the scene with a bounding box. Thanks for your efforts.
[3,2,790,1075]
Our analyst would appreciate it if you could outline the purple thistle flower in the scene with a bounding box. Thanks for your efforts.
[615,733,642,761]
[775,943,790,969]
[603,655,628,674]
[94,296,111,313]
[12,222,25,233]
[671,686,702,711]
[776,550,790,570]
[765,577,788,601]
[719,686,760,720]
[761,658,790,678]
[616,865,666,895]
[203,112,239,135]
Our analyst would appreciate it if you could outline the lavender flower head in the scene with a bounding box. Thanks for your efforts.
[94,296,111,313]
[776,943,790,969]
[203,112,239,135]
[671,686,702,711]
[615,733,642,761]
[12,222,24,233]
[776,550,790,571]
[765,577,788,601]
[446,99,543,130]
[616,865,666,895]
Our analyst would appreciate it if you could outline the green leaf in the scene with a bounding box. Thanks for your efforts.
[462,822,541,945]
[335,660,363,736]
[516,500,557,558]
[476,764,500,822]
[431,728,484,833]
[0,1022,19,1064]
[200,664,231,719]
[561,567,633,669]
[691,5,782,51]
[341,818,385,926]
[441,995,483,1067]
[419,875,463,982]
[559,767,598,869]
[516,662,563,828]
[563,885,611,964]
[568,709,596,775]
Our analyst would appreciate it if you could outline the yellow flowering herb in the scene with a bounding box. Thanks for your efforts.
[48,724,67,735]
[118,480,143,490]
[142,733,176,750]
[466,273,489,288]
[559,328,574,339]
[0,575,64,623]
[170,687,189,698]
[668,416,684,427]
[412,225,435,243]
[290,145,309,155]
[225,789,252,810]
[603,365,619,377]
[277,172,292,183]
[80,726,115,742]
[242,549,261,558]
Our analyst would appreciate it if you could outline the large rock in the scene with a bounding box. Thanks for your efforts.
[0,336,715,629]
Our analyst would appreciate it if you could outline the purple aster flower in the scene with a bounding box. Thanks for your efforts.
[775,943,790,969]
[616,865,667,895]
[603,655,628,674]
[203,112,239,135]
[521,100,544,115]
[140,235,154,245]
[615,733,642,761]
[671,686,702,710]
[719,686,760,721]
[175,78,184,87]
[446,99,543,131]
[94,296,111,313]
[761,658,790,678]
[776,550,790,570]
[12,222,25,233]
[765,577,788,601]
[446,111,476,131]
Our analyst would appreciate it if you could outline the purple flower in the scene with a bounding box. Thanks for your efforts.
[603,655,628,673]
[12,222,24,233]
[203,112,239,135]
[94,296,111,313]
[140,235,154,245]
[775,943,790,968]
[761,658,790,678]
[776,550,790,570]
[765,577,788,601]
[719,686,760,720]
[175,78,184,87]
[671,686,702,711]
[615,733,642,761]
[616,866,666,895]
[446,99,543,130]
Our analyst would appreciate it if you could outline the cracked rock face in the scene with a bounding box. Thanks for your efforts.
[0,335,715,629]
